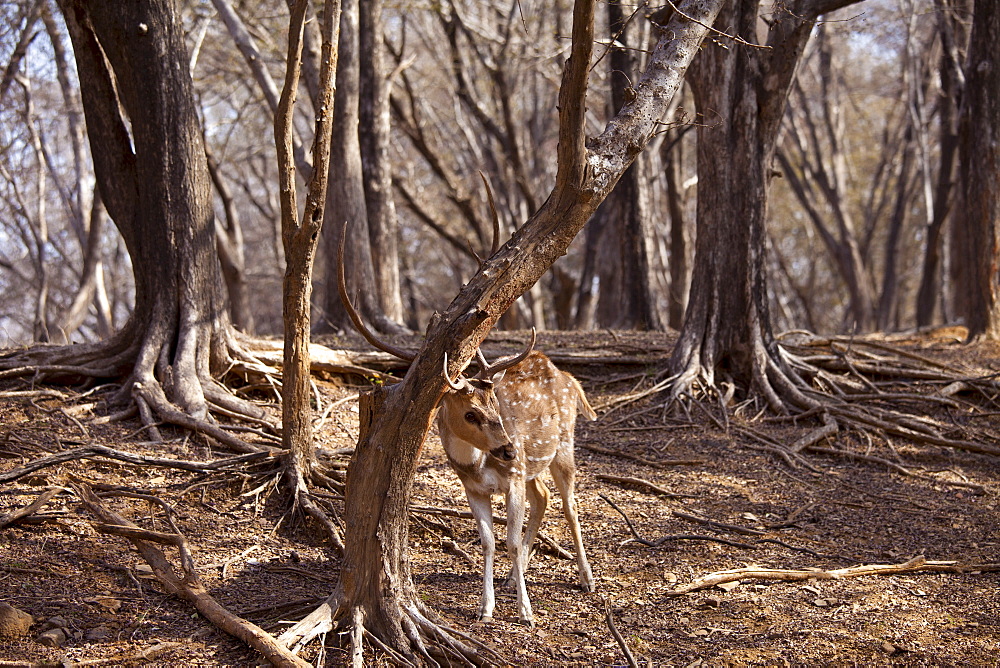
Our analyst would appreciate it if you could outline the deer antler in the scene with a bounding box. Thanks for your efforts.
[477,328,537,380]
[337,220,415,361]
[469,172,502,269]
[442,353,474,392]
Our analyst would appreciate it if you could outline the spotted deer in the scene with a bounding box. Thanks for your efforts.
[337,230,596,627]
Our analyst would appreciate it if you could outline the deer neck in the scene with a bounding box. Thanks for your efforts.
[441,432,487,469]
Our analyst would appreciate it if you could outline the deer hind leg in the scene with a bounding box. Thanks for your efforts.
[465,490,497,622]
[550,447,595,592]
[523,476,550,566]
[505,479,533,626]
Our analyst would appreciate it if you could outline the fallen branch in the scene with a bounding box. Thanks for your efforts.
[72,483,310,668]
[665,555,1000,596]
[0,444,275,484]
[0,487,63,529]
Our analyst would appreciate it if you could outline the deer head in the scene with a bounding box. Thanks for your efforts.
[439,332,536,462]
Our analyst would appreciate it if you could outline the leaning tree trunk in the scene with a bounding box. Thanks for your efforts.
[668,0,862,410]
[277,0,725,661]
[2,0,267,443]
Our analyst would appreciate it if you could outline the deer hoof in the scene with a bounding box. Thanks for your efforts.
[517,616,535,628]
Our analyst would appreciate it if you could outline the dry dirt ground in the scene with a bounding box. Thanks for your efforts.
[1,330,998,667]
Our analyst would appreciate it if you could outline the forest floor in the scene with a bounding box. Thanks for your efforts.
[1,330,998,667]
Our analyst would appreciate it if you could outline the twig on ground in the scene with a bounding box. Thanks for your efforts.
[596,474,695,498]
[672,510,766,536]
[603,597,639,668]
[804,445,988,494]
[222,545,261,579]
[580,443,703,468]
[735,425,820,472]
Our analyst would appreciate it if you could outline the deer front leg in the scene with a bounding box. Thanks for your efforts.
[506,476,549,586]
[465,490,497,622]
[505,478,533,626]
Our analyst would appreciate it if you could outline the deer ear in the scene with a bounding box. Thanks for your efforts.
[490,369,507,384]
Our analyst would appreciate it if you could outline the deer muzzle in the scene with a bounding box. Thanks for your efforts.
[489,443,516,461]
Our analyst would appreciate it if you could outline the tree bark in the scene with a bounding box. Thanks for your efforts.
[276,0,341,542]
[1,0,271,441]
[595,0,662,330]
[206,147,255,335]
[663,131,690,330]
[915,0,968,326]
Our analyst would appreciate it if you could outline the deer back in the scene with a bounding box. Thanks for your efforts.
[494,351,595,480]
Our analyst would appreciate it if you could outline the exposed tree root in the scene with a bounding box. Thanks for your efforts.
[283,464,346,554]
[0,330,388,459]
[276,591,504,667]
[0,330,373,563]
[666,330,1000,469]
[0,332,271,452]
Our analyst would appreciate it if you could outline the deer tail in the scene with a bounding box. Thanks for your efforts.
[567,374,597,421]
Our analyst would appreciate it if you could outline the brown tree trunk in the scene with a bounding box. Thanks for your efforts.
[663,132,690,330]
[595,0,662,330]
[956,0,1000,339]
[915,0,966,326]
[359,0,406,328]
[56,187,113,341]
[206,148,255,335]
[776,26,877,332]
[54,0,244,422]
[276,0,343,552]
[670,0,862,407]
[320,0,401,335]
[574,209,606,330]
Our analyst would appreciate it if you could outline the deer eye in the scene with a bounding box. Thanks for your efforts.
[464,411,479,424]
